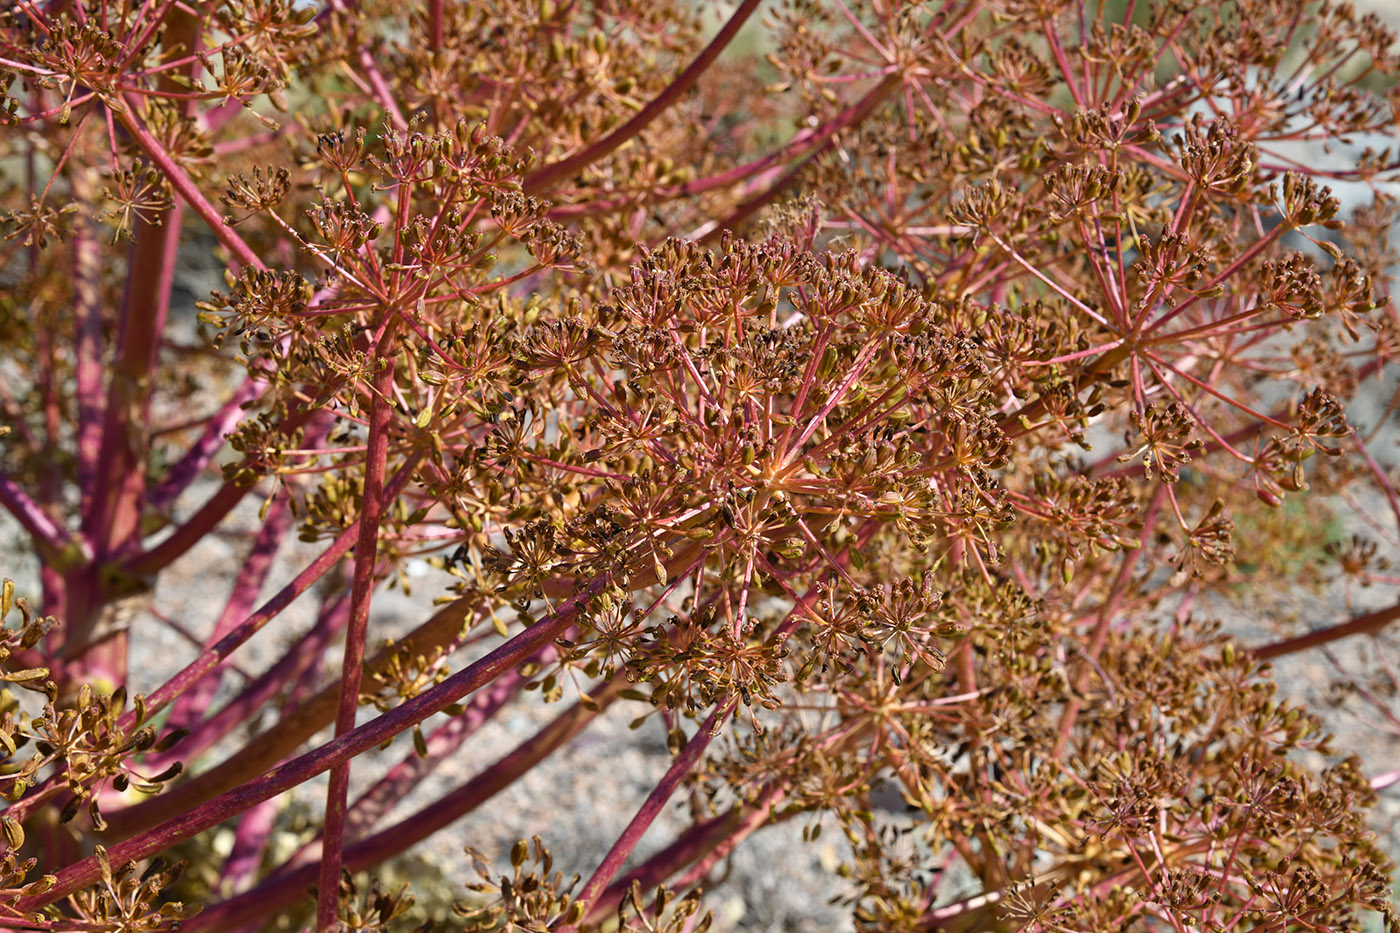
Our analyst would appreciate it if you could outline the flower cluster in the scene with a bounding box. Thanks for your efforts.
[0,0,1398,929]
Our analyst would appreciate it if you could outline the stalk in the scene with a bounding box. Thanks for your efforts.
[18,577,608,911]
[183,678,622,931]
[522,0,765,194]
[559,698,735,931]
[316,322,399,930]
[1250,601,1400,661]
[102,586,474,840]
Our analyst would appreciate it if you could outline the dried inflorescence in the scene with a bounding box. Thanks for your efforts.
[1,0,1399,929]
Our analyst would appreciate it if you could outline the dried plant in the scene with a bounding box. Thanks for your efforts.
[1,0,1399,929]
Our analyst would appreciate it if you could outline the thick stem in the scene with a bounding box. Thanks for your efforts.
[81,208,183,565]
[18,578,608,912]
[427,0,442,51]
[71,169,105,517]
[183,677,621,932]
[343,658,538,838]
[102,585,467,840]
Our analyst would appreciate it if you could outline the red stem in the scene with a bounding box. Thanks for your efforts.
[344,660,537,838]
[522,0,765,194]
[139,589,351,775]
[122,479,255,576]
[590,785,785,922]
[17,577,608,912]
[182,677,621,932]
[82,205,183,567]
[548,69,899,222]
[694,73,902,244]
[1250,601,1400,661]
[560,698,735,930]
[316,334,399,929]
[428,0,442,50]
[129,406,320,575]
[281,659,544,876]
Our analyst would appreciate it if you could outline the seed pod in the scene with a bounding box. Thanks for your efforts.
[22,873,54,896]
[59,795,82,824]
[153,727,189,755]
[95,845,113,885]
[3,815,23,849]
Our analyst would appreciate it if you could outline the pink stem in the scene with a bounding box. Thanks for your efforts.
[221,796,280,895]
[71,176,105,516]
[160,493,294,738]
[2,459,418,824]
[123,480,254,575]
[114,93,264,270]
[146,379,263,512]
[82,206,183,567]
[693,74,901,243]
[0,470,74,561]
